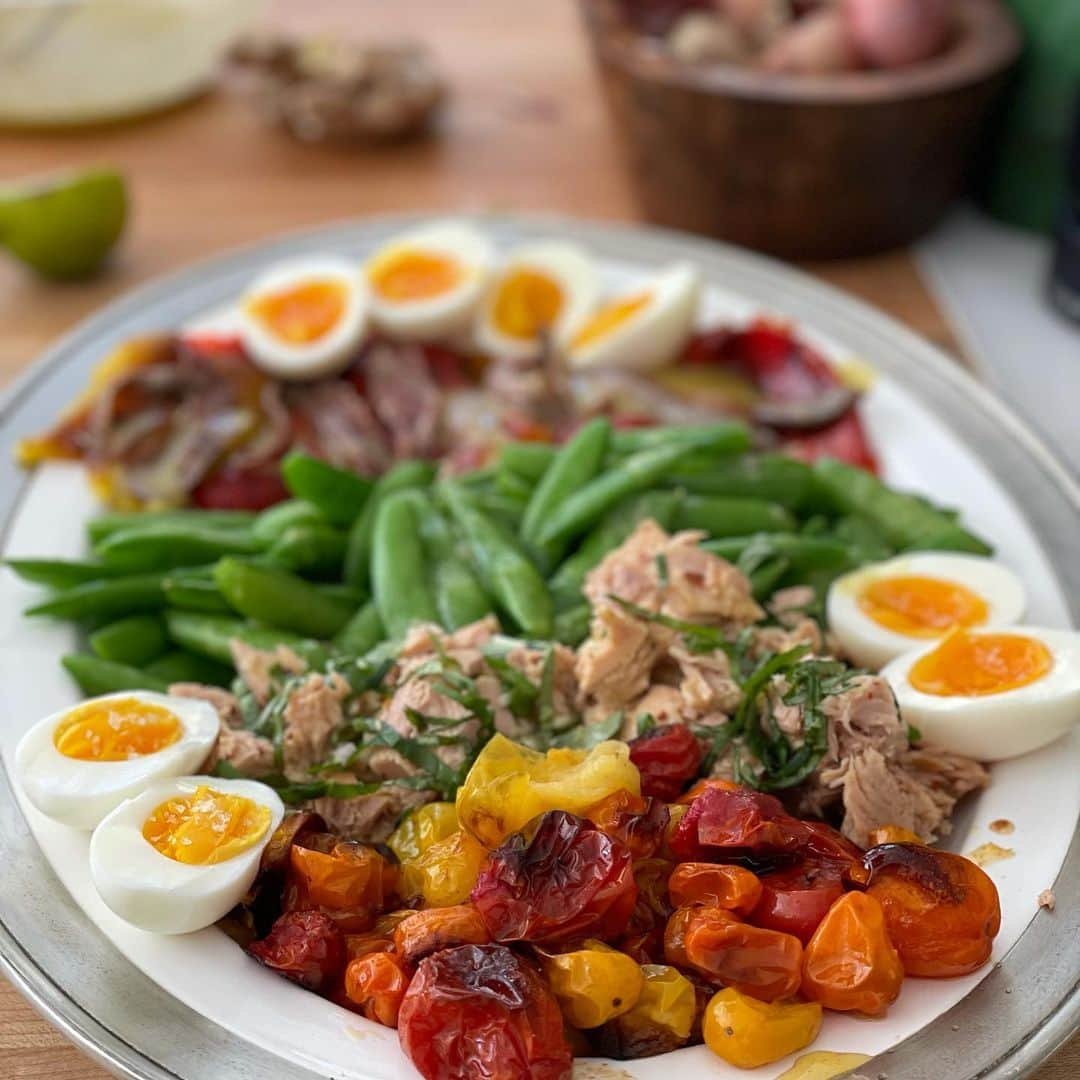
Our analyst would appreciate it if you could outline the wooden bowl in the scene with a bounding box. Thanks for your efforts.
[581,0,1021,259]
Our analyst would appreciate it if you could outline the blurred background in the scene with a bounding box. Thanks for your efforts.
[0,1,1078,1078]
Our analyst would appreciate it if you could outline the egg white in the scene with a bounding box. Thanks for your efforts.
[566,262,701,372]
[90,775,284,935]
[238,256,368,381]
[883,627,1080,761]
[475,241,598,361]
[365,220,493,342]
[827,553,1027,671]
[15,691,220,830]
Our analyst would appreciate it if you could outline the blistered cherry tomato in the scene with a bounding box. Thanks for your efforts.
[867,824,923,846]
[702,987,821,1069]
[586,790,670,859]
[398,944,572,1080]
[628,724,703,801]
[591,962,697,1059]
[751,860,847,945]
[392,905,490,965]
[675,778,742,805]
[287,840,395,932]
[471,810,637,946]
[618,858,674,964]
[668,863,762,915]
[802,892,904,1015]
[193,464,289,510]
[865,843,1001,977]
[664,905,803,1002]
[247,909,345,991]
[344,951,411,1027]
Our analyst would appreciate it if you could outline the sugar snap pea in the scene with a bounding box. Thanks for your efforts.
[280,451,373,526]
[674,495,796,537]
[521,417,610,564]
[267,523,347,578]
[162,570,232,614]
[24,573,165,620]
[372,490,440,639]
[163,611,330,667]
[702,534,858,574]
[88,509,254,545]
[89,614,168,666]
[441,483,553,639]
[497,442,556,483]
[344,459,437,588]
[62,654,170,696]
[811,458,992,555]
[535,430,735,546]
[669,453,821,512]
[5,558,126,589]
[609,421,750,456]
[553,603,591,647]
[333,601,385,655]
[214,557,352,639]
[144,649,234,688]
[95,523,262,571]
[252,499,328,545]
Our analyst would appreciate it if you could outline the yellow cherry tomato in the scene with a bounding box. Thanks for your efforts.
[456,733,640,848]
[387,801,458,863]
[703,988,822,1069]
[542,941,645,1029]
[399,829,488,908]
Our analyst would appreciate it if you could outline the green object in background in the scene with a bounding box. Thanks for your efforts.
[0,168,127,279]
[982,2,1080,232]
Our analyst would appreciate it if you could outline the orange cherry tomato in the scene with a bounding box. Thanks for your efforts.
[676,778,743,805]
[586,790,670,860]
[287,840,396,932]
[344,931,394,961]
[664,905,803,1002]
[867,825,923,846]
[668,863,763,915]
[343,951,411,1027]
[865,843,1001,977]
[392,905,490,965]
[801,892,904,1016]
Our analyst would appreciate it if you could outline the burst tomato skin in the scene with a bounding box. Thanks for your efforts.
[668,863,762,916]
[586,790,670,860]
[864,843,1001,977]
[398,944,572,1080]
[628,724,704,802]
[471,811,637,946]
[751,860,847,945]
[247,909,345,991]
[392,905,490,965]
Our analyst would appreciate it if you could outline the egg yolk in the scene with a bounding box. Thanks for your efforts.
[909,629,1053,697]
[571,292,650,349]
[142,785,271,866]
[53,698,181,761]
[491,268,563,339]
[369,248,464,302]
[248,279,347,344]
[857,575,989,638]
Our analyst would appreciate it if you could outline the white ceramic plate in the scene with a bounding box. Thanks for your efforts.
[0,214,1077,1080]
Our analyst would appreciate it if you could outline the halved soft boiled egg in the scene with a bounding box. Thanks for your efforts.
[239,256,368,380]
[883,627,1080,761]
[15,691,220,829]
[365,220,493,342]
[90,777,284,934]
[827,553,1026,670]
[566,262,701,372]
[475,242,598,361]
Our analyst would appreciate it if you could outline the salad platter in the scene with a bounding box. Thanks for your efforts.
[0,214,1078,1080]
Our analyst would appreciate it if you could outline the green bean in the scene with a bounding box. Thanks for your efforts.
[87,509,255,545]
[144,650,234,688]
[95,524,262,571]
[535,430,734,546]
[553,604,591,647]
[610,421,750,456]
[62,654,169,696]
[411,493,491,630]
[214,558,352,639]
[333,601,385,655]
[163,611,329,667]
[441,483,553,639]
[267,523,347,578]
[162,571,232,614]
[24,574,165,620]
[344,460,437,588]
[497,442,556,483]
[252,499,328,545]
[5,558,126,589]
[669,453,821,512]
[280,451,373,526]
[89,614,168,666]
[548,491,682,609]
[372,490,440,639]
[811,459,992,555]
[521,418,610,565]
[674,495,796,537]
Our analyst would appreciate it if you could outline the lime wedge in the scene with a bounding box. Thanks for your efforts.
[0,168,127,281]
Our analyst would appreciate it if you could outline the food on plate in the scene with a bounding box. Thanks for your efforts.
[475,241,598,361]
[827,552,1027,669]
[238,257,369,380]
[882,627,1080,760]
[89,775,283,934]
[15,691,220,829]
[364,220,493,342]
